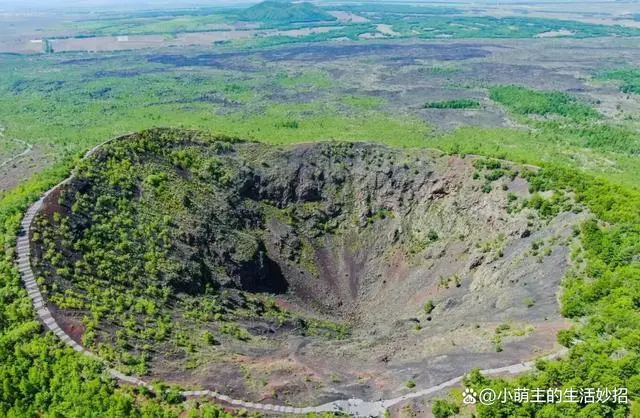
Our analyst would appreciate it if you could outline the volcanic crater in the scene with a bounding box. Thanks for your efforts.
[31,129,581,405]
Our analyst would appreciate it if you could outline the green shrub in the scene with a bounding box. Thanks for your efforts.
[424,99,480,109]
[275,120,300,129]
[489,85,599,120]
[144,172,168,190]
[202,331,217,345]
[595,67,640,94]
[432,399,460,418]
[423,300,435,314]
[485,169,505,181]
[220,323,251,341]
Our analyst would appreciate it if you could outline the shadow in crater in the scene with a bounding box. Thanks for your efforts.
[239,250,289,295]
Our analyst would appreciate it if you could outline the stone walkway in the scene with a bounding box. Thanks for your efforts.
[14,134,568,417]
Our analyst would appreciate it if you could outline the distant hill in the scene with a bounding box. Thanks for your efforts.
[239,1,337,24]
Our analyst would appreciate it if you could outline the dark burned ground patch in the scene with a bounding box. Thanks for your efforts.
[263,89,325,104]
[48,39,616,135]
[257,42,492,62]
[361,86,485,106]
[93,67,167,78]
[146,52,262,72]
[57,55,125,66]
[418,107,510,131]
[31,129,582,406]
[146,42,492,70]
[459,63,588,91]
[147,93,245,108]
[340,86,509,130]
[376,61,587,93]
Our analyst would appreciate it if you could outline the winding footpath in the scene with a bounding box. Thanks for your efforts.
[15,135,568,417]
[0,138,33,169]
[0,122,33,169]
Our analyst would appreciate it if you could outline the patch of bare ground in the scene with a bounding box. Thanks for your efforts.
[535,30,575,38]
[461,62,587,91]
[377,24,399,37]
[418,107,510,131]
[328,11,369,23]
[0,36,44,54]
[48,305,86,343]
[46,27,343,53]
[388,319,571,417]
[587,85,640,122]
[0,144,53,192]
[462,5,640,29]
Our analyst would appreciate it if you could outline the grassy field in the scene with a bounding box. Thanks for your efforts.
[0,55,429,163]
[62,13,234,37]
[1,45,638,188]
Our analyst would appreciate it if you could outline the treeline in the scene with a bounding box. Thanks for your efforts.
[382,15,640,39]
[423,99,480,109]
[240,24,376,48]
[489,85,639,155]
[489,85,599,120]
[596,68,640,94]
[330,3,460,15]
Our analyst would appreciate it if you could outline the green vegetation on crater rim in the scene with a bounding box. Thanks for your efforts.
[0,122,637,415]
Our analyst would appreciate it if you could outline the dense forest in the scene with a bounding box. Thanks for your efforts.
[239,1,337,24]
